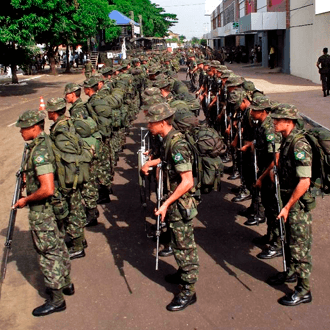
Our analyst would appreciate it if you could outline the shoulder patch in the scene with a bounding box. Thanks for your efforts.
[266,133,275,142]
[173,152,184,163]
[35,155,45,164]
[294,151,306,160]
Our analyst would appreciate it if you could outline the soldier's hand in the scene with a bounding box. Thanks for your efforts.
[254,178,262,189]
[155,204,168,222]
[277,207,289,222]
[13,197,27,209]
[141,163,150,176]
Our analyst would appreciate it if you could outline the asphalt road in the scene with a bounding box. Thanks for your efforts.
[0,65,330,330]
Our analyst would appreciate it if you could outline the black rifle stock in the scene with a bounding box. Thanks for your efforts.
[272,141,287,273]
[0,144,28,298]
[252,137,261,225]
[155,162,163,270]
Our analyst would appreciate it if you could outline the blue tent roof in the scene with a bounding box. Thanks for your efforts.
[109,10,139,26]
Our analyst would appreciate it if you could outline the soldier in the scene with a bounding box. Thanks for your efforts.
[316,47,330,97]
[142,103,199,312]
[46,98,88,259]
[64,83,101,227]
[268,104,315,306]
[83,58,93,79]
[14,110,72,316]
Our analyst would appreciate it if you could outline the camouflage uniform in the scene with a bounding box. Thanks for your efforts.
[47,100,87,248]
[16,111,71,290]
[272,105,315,294]
[147,104,199,288]
[84,60,93,78]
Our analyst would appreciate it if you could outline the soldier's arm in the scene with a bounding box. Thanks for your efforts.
[141,158,161,176]
[155,171,194,221]
[13,173,55,209]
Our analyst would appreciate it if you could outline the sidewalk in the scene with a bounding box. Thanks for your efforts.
[227,62,330,129]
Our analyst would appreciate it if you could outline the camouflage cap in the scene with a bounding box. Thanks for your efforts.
[83,76,99,88]
[148,66,161,75]
[226,75,245,87]
[140,95,164,111]
[122,59,131,67]
[243,80,256,92]
[248,96,272,111]
[142,87,162,99]
[270,104,302,120]
[221,70,234,78]
[196,59,204,65]
[16,109,46,128]
[132,57,140,63]
[210,60,221,67]
[100,66,114,76]
[114,64,124,72]
[46,97,66,112]
[169,100,190,112]
[153,78,170,89]
[93,73,104,82]
[228,90,247,109]
[64,83,81,94]
[145,103,176,123]
[215,65,228,72]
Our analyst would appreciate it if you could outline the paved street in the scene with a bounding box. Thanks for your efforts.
[0,66,330,330]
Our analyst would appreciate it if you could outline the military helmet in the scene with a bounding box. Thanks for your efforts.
[64,83,81,94]
[46,97,66,112]
[83,76,99,88]
[270,104,302,120]
[226,75,245,87]
[146,103,176,123]
[16,109,46,128]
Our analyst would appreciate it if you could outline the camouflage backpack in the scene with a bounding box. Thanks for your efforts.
[290,127,330,196]
[48,118,93,193]
[86,99,112,137]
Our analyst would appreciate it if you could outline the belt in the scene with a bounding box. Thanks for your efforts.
[29,201,50,212]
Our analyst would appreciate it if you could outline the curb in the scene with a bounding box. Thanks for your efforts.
[300,113,330,132]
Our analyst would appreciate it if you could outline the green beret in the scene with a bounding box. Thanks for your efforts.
[16,109,46,128]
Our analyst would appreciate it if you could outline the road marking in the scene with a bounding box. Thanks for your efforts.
[7,121,17,127]
[19,75,42,82]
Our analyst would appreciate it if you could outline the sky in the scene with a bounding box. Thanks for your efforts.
[151,0,213,40]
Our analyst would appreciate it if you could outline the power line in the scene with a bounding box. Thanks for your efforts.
[160,3,206,7]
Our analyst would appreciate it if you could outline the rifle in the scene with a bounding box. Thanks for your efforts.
[155,162,163,271]
[137,127,151,231]
[272,141,287,273]
[252,134,261,226]
[0,144,28,298]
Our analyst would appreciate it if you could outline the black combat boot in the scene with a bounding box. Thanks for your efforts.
[257,244,282,259]
[69,236,85,260]
[231,186,251,202]
[267,271,297,286]
[62,283,75,296]
[278,281,312,306]
[85,207,99,227]
[159,246,174,257]
[97,185,111,204]
[324,90,327,97]
[32,289,66,317]
[166,284,197,312]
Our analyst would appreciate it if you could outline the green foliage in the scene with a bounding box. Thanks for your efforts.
[109,0,178,37]
[179,35,186,42]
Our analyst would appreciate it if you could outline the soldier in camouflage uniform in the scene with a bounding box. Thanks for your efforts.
[64,83,101,227]
[268,104,315,306]
[84,76,113,204]
[14,110,72,317]
[142,103,199,312]
[246,97,283,255]
[46,98,87,259]
[83,58,93,78]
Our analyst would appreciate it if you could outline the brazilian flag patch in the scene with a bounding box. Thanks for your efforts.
[266,133,275,142]
[35,155,45,164]
[294,151,306,160]
[173,152,184,163]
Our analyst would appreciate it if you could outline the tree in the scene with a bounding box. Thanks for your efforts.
[179,35,186,43]
[109,0,178,37]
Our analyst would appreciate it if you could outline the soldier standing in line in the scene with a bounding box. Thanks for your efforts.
[64,83,101,227]
[14,110,73,316]
[316,47,330,97]
[268,104,315,306]
[142,103,199,312]
[46,98,88,259]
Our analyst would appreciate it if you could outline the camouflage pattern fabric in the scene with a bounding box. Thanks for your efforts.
[279,126,314,292]
[96,139,113,189]
[85,61,93,78]
[81,158,99,210]
[161,129,199,285]
[16,109,46,128]
[25,131,71,290]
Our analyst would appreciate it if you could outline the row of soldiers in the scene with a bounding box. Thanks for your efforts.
[12,48,314,316]
[12,49,206,316]
[139,54,315,310]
